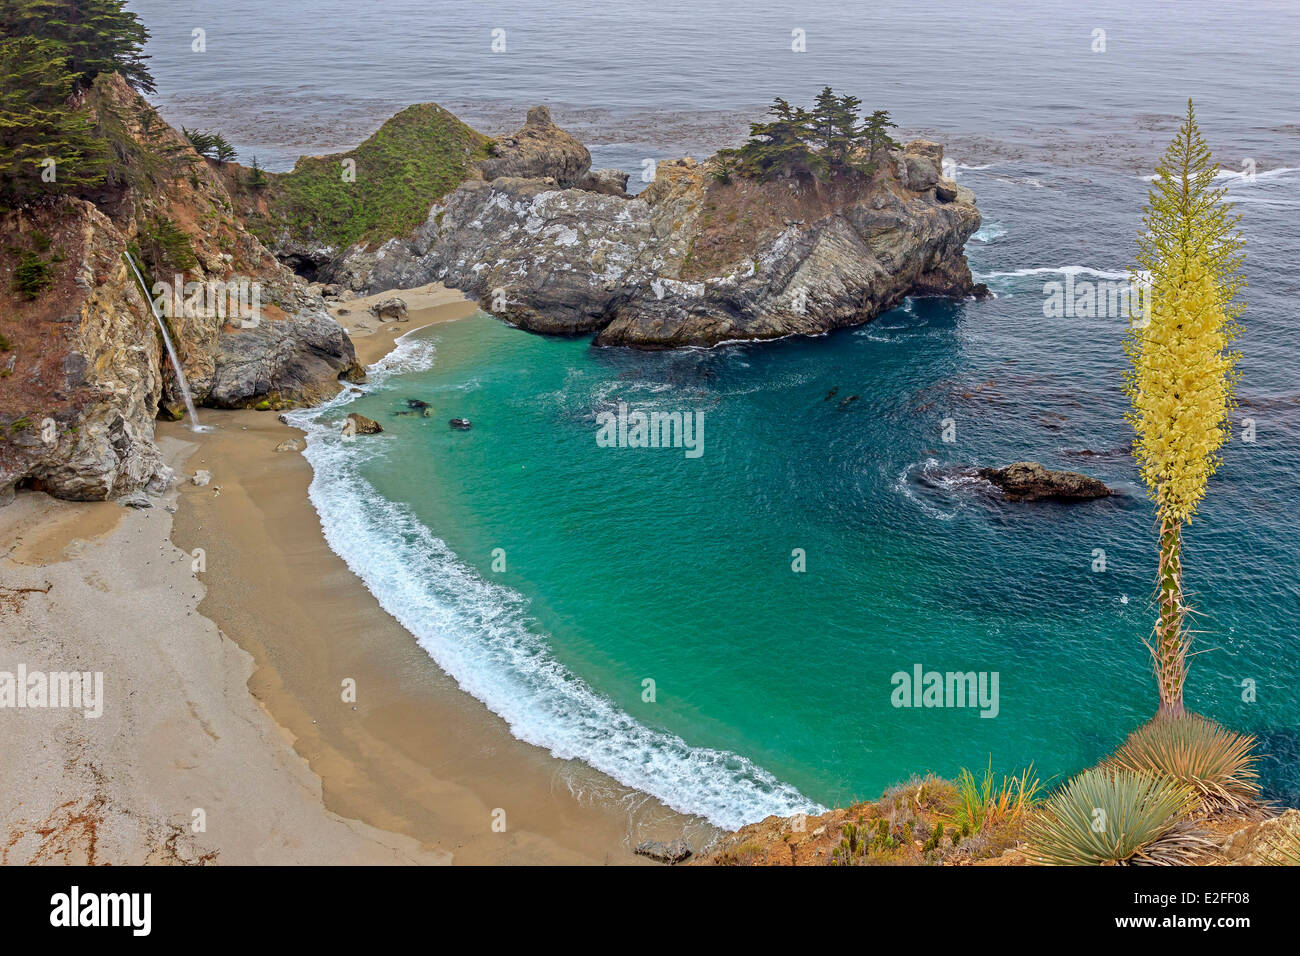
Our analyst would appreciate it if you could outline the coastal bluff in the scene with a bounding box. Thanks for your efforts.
[0,75,361,504]
[316,106,987,349]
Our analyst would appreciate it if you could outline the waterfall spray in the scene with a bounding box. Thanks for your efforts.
[123,251,202,430]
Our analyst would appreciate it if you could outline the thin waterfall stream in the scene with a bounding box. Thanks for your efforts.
[123,251,204,430]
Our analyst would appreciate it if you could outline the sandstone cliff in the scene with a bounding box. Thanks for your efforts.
[319,108,984,349]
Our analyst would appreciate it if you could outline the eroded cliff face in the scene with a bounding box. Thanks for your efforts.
[0,199,167,503]
[0,74,361,503]
[322,108,983,349]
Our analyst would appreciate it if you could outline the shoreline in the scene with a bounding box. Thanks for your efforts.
[1,287,707,865]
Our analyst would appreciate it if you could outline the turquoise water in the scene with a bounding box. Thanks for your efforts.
[170,0,1300,828]
[291,170,1300,824]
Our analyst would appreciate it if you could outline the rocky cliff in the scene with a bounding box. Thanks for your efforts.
[0,198,168,503]
[320,108,984,348]
[0,74,360,504]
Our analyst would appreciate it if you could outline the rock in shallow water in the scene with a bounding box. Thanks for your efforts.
[344,413,383,435]
[976,462,1114,502]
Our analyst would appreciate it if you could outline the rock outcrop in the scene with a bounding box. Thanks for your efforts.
[633,838,692,865]
[323,119,985,349]
[479,105,591,187]
[976,462,1115,502]
[0,199,169,503]
[577,168,631,197]
[368,296,408,322]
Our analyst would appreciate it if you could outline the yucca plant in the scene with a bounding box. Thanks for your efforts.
[1110,714,1260,814]
[947,759,1041,834]
[1125,99,1245,715]
[1025,768,1210,865]
[1260,824,1300,866]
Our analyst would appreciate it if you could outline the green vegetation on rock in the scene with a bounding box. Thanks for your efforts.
[130,215,197,278]
[717,86,901,183]
[249,103,491,250]
[7,229,64,299]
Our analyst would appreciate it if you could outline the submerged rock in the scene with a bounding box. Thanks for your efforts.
[976,462,1114,502]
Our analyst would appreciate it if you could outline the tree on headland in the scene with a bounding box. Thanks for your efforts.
[0,0,154,94]
[183,127,237,164]
[726,97,822,181]
[0,36,107,206]
[1124,99,1244,716]
[719,88,899,183]
[246,156,269,190]
[861,109,901,172]
[212,136,237,165]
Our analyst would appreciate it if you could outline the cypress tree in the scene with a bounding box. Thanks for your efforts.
[0,36,106,205]
[0,0,154,93]
[860,110,901,173]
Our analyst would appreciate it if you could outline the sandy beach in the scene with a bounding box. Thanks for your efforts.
[1,287,706,865]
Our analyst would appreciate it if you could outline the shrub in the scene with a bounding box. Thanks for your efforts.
[134,216,196,277]
[1109,714,1260,814]
[923,821,945,852]
[947,760,1041,834]
[12,249,55,299]
[1025,768,1210,865]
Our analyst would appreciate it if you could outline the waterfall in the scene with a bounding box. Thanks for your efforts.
[123,251,202,429]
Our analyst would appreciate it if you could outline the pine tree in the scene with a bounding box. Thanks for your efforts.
[1123,99,1244,716]
[828,91,863,164]
[811,86,840,151]
[722,90,900,184]
[0,0,154,93]
[0,36,107,206]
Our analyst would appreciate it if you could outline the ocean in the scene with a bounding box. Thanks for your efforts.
[131,0,1300,828]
